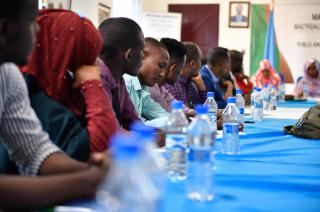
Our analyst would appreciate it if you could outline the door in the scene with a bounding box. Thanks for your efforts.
[169,4,219,57]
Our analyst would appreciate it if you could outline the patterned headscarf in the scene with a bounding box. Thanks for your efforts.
[22,9,103,116]
[252,59,281,89]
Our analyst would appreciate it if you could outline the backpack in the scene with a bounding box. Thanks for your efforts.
[283,105,320,139]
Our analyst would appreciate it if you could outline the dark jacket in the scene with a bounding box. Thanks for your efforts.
[200,65,227,109]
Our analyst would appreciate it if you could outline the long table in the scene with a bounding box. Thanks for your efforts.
[60,100,320,212]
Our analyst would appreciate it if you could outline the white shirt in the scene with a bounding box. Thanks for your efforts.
[0,63,60,176]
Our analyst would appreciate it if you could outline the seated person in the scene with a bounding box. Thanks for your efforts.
[252,59,281,89]
[293,58,320,98]
[98,17,143,129]
[200,47,232,109]
[21,10,118,153]
[123,37,171,129]
[0,2,109,210]
[230,50,253,95]
[149,38,195,116]
[164,41,207,109]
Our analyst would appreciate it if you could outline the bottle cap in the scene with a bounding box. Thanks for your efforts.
[171,100,183,110]
[236,89,242,95]
[195,104,208,115]
[263,84,268,88]
[207,92,214,98]
[227,97,236,104]
[111,133,141,159]
[130,121,155,140]
[257,88,261,92]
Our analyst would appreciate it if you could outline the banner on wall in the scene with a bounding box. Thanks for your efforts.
[275,2,320,82]
[250,4,292,83]
[250,3,320,83]
[141,12,182,41]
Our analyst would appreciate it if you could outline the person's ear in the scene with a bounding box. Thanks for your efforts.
[189,60,195,69]
[124,48,133,63]
[169,63,176,74]
[142,49,147,60]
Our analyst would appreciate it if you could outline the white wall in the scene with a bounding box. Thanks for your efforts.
[140,0,271,75]
[71,0,113,27]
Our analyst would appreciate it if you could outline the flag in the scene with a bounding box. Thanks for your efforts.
[263,9,278,70]
[250,4,293,82]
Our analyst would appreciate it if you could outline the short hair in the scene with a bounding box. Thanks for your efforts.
[99,17,143,60]
[160,38,186,63]
[144,37,167,51]
[206,47,229,66]
[229,50,243,74]
[0,0,26,19]
[183,42,201,62]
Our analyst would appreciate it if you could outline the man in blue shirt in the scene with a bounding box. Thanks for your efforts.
[200,47,234,109]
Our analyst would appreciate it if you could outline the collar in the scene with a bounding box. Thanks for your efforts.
[206,64,219,83]
[178,75,189,84]
[99,59,118,90]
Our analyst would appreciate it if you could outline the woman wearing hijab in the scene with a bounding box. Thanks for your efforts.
[22,10,118,153]
[252,59,281,89]
[293,59,320,98]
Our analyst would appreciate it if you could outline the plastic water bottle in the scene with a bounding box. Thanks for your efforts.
[250,87,258,117]
[262,84,270,110]
[253,88,263,121]
[187,105,215,202]
[130,121,164,187]
[303,82,309,99]
[269,86,278,110]
[235,89,245,124]
[96,133,160,212]
[278,82,285,102]
[203,92,218,133]
[221,97,240,154]
[165,100,189,181]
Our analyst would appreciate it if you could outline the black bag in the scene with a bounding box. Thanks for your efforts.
[283,105,320,139]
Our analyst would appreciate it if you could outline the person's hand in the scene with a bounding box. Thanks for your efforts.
[83,151,112,197]
[217,109,223,120]
[73,65,101,89]
[242,74,250,80]
[89,151,112,172]
[221,80,233,89]
[217,119,223,130]
[185,109,196,118]
[239,123,244,132]
[191,73,206,91]
[156,129,166,147]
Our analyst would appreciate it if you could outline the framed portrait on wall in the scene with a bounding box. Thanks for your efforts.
[41,0,72,10]
[229,1,250,28]
[98,3,111,24]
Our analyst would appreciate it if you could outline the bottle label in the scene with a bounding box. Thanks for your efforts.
[223,123,239,134]
[188,148,211,162]
[239,108,244,115]
[166,134,187,148]
[256,102,263,109]
[208,112,217,122]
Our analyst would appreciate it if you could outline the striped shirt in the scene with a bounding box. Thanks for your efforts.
[0,63,60,176]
